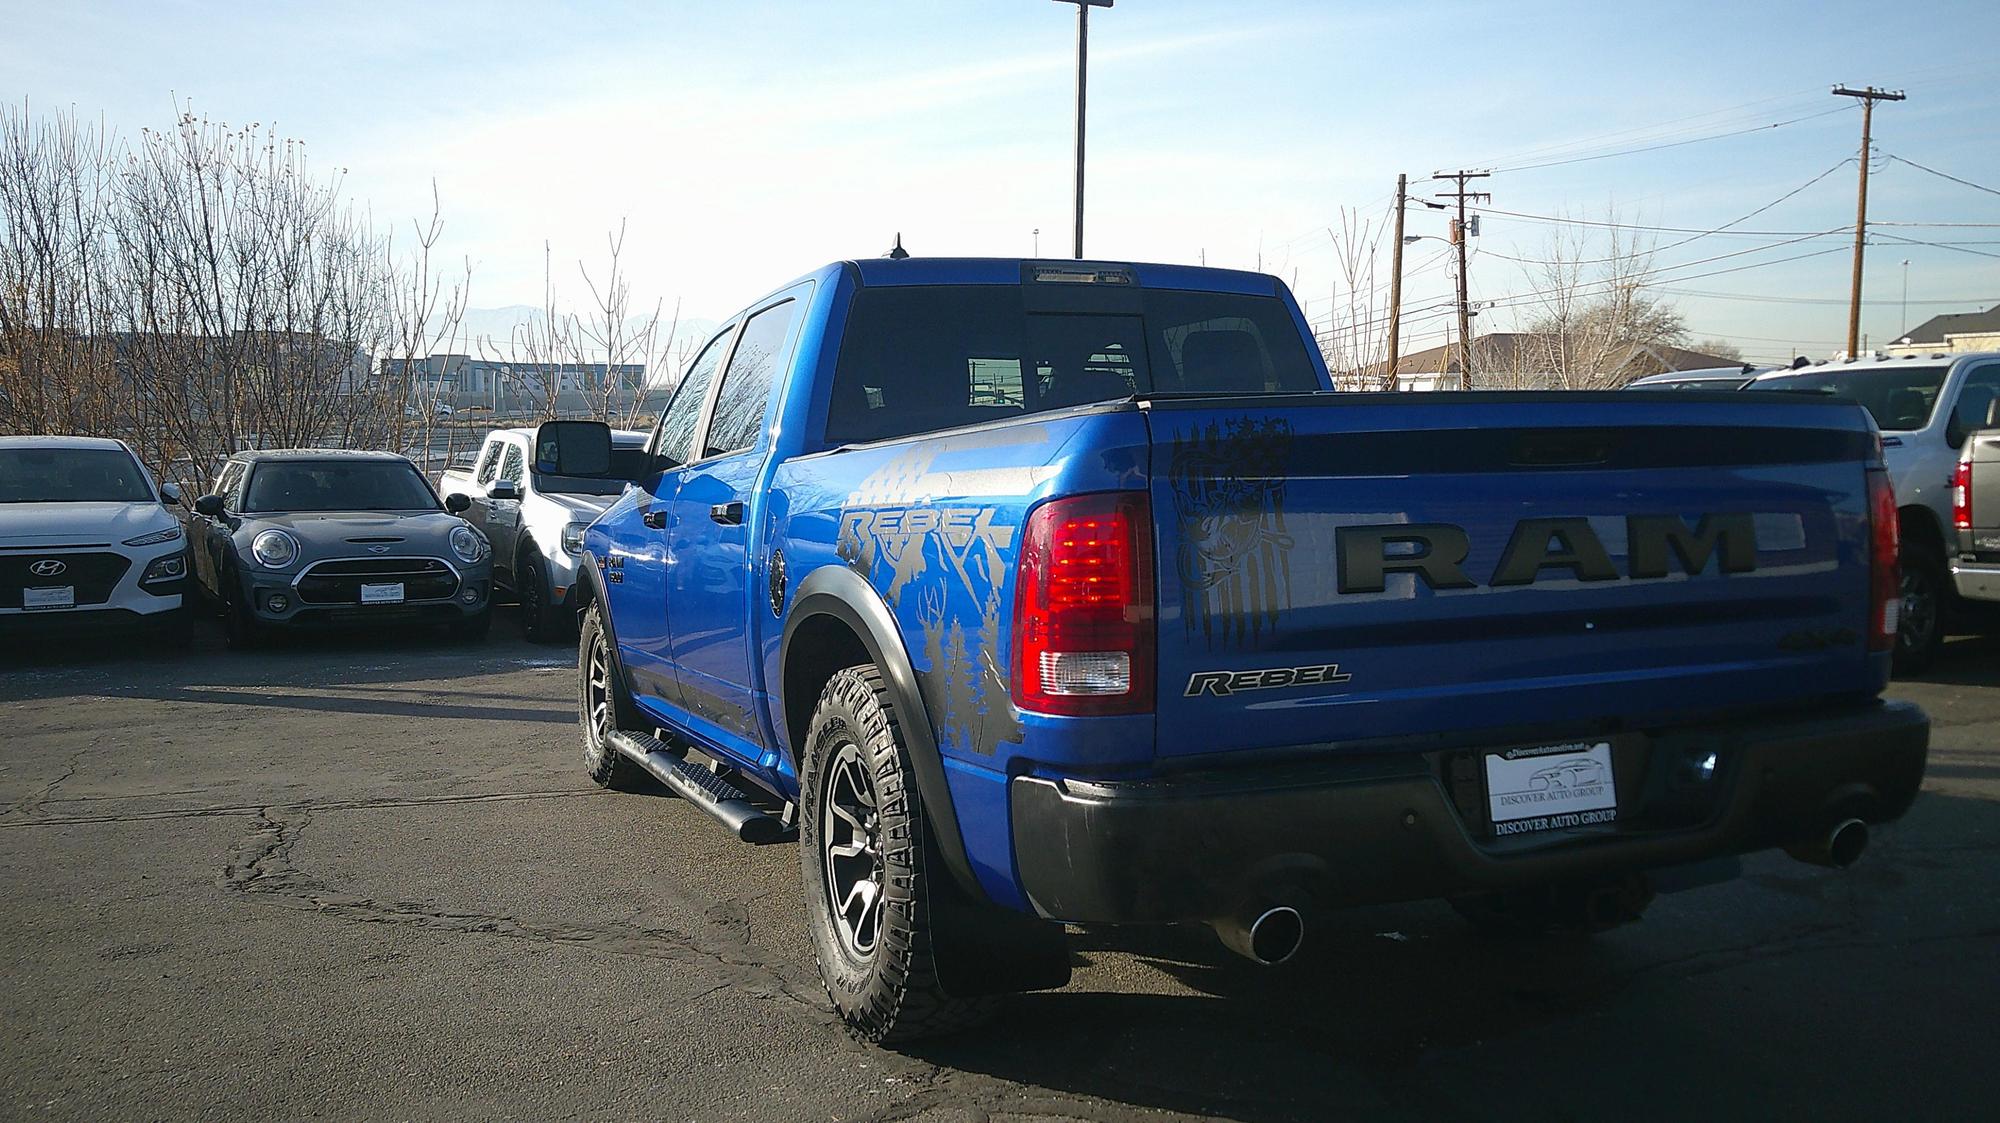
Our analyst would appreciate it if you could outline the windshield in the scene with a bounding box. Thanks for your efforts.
[243,461,439,512]
[824,285,1323,445]
[1753,366,1948,431]
[535,447,651,496]
[0,448,153,504]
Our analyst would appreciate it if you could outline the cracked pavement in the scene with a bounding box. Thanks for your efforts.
[2,621,1995,1122]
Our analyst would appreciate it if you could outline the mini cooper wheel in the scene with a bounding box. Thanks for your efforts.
[799,665,994,1043]
[579,604,645,790]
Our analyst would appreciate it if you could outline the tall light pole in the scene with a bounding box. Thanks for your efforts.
[1054,0,1112,259]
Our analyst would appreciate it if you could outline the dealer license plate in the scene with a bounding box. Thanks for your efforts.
[359,582,406,605]
[23,586,75,611]
[1484,741,1617,835]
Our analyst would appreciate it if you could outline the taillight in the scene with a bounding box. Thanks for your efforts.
[1953,458,1973,531]
[1867,468,1900,653]
[1012,492,1155,716]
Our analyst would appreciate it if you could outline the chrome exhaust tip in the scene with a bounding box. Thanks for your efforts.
[1788,817,1870,869]
[1214,904,1306,966]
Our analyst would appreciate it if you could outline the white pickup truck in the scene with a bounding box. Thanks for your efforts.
[438,422,648,642]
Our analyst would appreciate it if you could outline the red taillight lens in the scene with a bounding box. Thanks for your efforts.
[1953,458,1973,531]
[1012,492,1154,716]
[1867,468,1900,653]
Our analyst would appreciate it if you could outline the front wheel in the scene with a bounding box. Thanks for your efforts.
[799,666,995,1043]
[1893,540,1948,674]
[518,550,566,644]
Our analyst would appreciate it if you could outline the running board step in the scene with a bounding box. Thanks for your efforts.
[605,730,787,844]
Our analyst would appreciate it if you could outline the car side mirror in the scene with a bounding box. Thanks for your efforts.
[489,480,522,502]
[445,493,472,514]
[160,482,183,506]
[194,494,226,518]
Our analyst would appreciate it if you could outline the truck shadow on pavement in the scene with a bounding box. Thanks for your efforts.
[903,784,1996,1122]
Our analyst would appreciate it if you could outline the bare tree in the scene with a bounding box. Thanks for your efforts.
[1313,209,1389,389]
[1508,211,1686,390]
[576,218,664,424]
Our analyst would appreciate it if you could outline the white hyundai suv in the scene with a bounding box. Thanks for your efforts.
[0,436,193,646]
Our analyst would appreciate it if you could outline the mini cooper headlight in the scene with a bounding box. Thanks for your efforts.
[123,524,183,548]
[450,524,488,564]
[561,521,588,556]
[251,529,299,569]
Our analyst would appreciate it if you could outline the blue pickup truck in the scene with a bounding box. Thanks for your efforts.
[574,256,1930,1042]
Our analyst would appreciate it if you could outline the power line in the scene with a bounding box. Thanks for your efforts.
[1655,286,2000,306]
[1874,231,2000,260]
[1883,154,2000,200]
[1462,87,1832,169]
[1491,105,1855,173]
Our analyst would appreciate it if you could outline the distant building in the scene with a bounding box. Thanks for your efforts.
[380,354,659,415]
[1359,333,1746,390]
[1889,303,2000,357]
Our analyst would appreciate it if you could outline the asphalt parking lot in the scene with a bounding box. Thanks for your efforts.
[2,618,1994,1122]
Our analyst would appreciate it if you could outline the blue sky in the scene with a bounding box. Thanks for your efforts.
[5,0,1998,364]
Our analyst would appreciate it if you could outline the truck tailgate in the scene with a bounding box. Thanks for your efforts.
[1145,393,1882,759]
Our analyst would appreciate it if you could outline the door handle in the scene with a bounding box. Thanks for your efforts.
[710,501,744,526]
[642,508,668,529]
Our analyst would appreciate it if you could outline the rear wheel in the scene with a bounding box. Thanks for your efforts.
[1894,540,1948,674]
[579,603,646,790]
[800,665,995,1043]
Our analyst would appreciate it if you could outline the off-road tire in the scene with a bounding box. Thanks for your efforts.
[1893,539,1948,674]
[800,665,996,1043]
[579,603,646,790]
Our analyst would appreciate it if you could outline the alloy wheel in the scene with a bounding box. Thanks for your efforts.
[821,739,885,959]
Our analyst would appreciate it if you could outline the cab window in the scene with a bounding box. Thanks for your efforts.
[704,299,800,457]
[499,442,525,485]
[475,439,504,485]
[655,327,732,466]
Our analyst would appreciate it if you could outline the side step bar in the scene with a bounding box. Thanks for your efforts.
[605,730,788,844]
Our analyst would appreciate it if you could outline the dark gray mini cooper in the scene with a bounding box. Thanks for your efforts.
[188,449,493,647]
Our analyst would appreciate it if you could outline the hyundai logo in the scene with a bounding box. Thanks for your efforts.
[28,559,67,578]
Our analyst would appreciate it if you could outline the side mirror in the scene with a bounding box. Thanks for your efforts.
[445,493,472,514]
[535,419,613,477]
[489,480,522,502]
[160,482,183,506]
[194,494,226,518]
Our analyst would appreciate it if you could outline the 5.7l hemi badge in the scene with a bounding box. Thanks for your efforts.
[1185,663,1353,697]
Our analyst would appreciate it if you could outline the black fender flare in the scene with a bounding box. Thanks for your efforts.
[573,555,631,684]
[780,564,987,904]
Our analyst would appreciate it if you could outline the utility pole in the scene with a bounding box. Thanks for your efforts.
[1833,85,1905,357]
[1054,0,1113,259]
[1435,170,1491,389]
[1386,173,1407,391]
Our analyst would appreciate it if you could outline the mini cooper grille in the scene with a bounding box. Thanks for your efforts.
[296,557,458,604]
[0,552,131,608]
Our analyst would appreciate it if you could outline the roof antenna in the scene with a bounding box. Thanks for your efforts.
[885,233,909,260]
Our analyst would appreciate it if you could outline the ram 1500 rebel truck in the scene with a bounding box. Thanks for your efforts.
[1750,351,2000,669]
[577,257,1930,1042]
[1954,397,2000,605]
[440,423,649,641]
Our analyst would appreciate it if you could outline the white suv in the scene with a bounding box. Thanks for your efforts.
[0,436,193,646]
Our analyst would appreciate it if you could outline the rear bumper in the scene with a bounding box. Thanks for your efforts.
[1951,559,2000,603]
[1010,700,1929,923]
